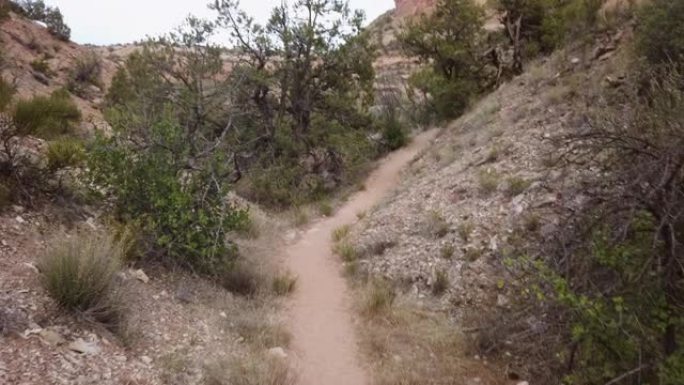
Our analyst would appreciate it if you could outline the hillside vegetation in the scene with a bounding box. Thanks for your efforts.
[0,0,682,384]
[344,1,684,384]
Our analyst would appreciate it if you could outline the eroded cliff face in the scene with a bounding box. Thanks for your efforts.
[394,0,437,18]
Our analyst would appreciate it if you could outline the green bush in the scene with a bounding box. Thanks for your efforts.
[636,0,684,69]
[88,118,248,274]
[379,107,408,151]
[497,0,603,55]
[12,90,81,139]
[399,0,489,121]
[46,137,85,170]
[16,0,71,40]
[39,232,125,330]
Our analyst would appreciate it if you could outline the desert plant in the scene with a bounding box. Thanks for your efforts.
[272,272,297,296]
[477,170,499,195]
[12,89,81,139]
[506,176,531,197]
[496,0,604,71]
[318,201,333,217]
[30,57,51,76]
[635,0,684,69]
[16,0,70,40]
[426,210,450,238]
[457,221,474,243]
[399,0,492,121]
[219,260,264,297]
[46,137,85,170]
[440,243,455,259]
[38,232,125,331]
[333,241,358,262]
[332,225,352,243]
[204,354,296,385]
[361,279,396,317]
[68,52,102,96]
[432,269,449,296]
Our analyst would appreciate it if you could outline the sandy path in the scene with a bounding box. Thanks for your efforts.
[285,130,438,385]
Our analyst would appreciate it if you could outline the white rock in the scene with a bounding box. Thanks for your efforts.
[496,294,509,307]
[68,338,100,355]
[571,57,580,64]
[517,382,529,385]
[219,311,227,318]
[141,355,153,364]
[15,216,25,224]
[133,269,150,283]
[267,347,288,360]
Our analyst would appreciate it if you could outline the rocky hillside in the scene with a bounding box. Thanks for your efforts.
[348,21,629,379]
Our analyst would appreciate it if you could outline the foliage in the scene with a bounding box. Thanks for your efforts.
[68,52,102,97]
[272,272,297,296]
[30,57,51,76]
[46,137,85,171]
[432,269,449,296]
[496,0,603,70]
[399,0,491,121]
[379,105,408,151]
[39,232,125,331]
[92,20,248,274]
[361,279,396,317]
[15,0,71,40]
[491,67,684,384]
[12,89,81,139]
[212,0,379,207]
[635,0,684,70]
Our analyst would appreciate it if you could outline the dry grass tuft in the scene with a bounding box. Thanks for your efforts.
[426,210,450,238]
[432,269,449,296]
[271,272,297,296]
[333,241,359,262]
[39,231,126,332]
[358,295,500,385]
[360,279,396,317]
[204,354,297,385]
[332,224,352,243]
[477,170,500,195]
[232,308,292,349]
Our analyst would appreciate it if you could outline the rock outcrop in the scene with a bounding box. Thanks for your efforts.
[394,0,437,18]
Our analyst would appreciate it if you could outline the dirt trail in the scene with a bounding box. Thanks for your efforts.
[285,130,438,385]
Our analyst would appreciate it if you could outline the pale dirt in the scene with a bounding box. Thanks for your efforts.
[284,129,438,385]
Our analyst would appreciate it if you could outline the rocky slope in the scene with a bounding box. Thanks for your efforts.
[351,28,628,314]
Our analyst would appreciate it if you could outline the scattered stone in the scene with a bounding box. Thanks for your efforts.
[141,355,153,365]
[570,57,580,65]
[15,216,26,224]
[496,294,509,308]
[133,269,150,283]
[219,311,227,319]
[517,382,529,385]
[68,338,100,355]
[267,347,288,360]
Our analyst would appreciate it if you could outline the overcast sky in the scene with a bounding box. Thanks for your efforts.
[43,0,395,46]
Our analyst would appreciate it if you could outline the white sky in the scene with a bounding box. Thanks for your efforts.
[43,0,395,46]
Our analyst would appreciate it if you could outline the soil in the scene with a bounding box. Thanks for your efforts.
[284,129,438,385]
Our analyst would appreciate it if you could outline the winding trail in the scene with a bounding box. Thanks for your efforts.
[285,130,438,385]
